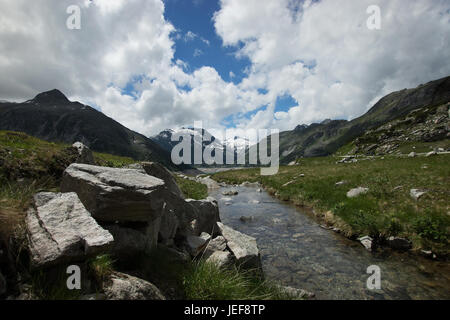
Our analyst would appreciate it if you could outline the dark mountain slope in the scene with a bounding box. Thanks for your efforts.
[0,89,185,170]
[259,75,450,164]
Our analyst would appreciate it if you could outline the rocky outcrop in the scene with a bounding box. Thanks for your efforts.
[61,164,168,223]
[26,192,114,268]
[103,272,166,300]
[103,225,147,259]
[127,162,184,199]
[216,222,261,270]
[71,142,95,165]
[186,197,221,236]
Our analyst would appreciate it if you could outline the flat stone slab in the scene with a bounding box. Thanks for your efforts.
[26,192,114,268]
[61,164,167,222]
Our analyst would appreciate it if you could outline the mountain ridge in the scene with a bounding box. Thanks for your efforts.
[0,89,187,170]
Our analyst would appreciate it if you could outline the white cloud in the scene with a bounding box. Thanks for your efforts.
[0,0,449,139]
[215,0,450,131]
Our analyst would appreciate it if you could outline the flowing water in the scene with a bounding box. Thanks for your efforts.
[209,185,450,300]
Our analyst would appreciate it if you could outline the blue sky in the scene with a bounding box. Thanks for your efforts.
[160,0,298,126]
[164,0,251,85]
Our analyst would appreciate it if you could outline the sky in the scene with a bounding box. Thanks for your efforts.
[0,0,449,138]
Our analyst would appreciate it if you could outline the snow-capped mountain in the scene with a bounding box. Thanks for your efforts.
[151,127,250,166]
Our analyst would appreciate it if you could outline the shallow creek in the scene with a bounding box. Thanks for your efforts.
[209,185,450,300]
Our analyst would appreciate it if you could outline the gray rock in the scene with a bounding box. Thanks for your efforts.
[240,216,255,223]
[410,189,426,200]
[26,192,114,268]
[104,225,148,259]
[335,181,347,186]
[204,236,227,258]
[200,232,212,242]
[198,177,220,190]
[186,197,221,236]
[346,187,369,198]
[206,251,234,268]
[103,272,165,300]
[72,142,95,165]
[61,164,167,223]
[357,235,373,251]
[386,237,412,251]
[216,222,261,270]
[127,162,184,199]
[256,188,262,193]
[0,270,6,296]
[277,285,315,299]
[408,152,416,158]
[158,202,179,245]
[426,151,437,157]
[186,235,208,256]
[222,190,238,196]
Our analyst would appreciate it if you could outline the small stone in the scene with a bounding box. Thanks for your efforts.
[240,216,255,223]
[408,152,416,158]
[410,189,426,200]
[386,237,411,251]
[335,181,346,186]
[358,235,373,251]
[346,187,369,198]
[222,190,238,196]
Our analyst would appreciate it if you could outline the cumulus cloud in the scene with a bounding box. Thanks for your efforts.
[0,0,448,138]
[215,0,450,131]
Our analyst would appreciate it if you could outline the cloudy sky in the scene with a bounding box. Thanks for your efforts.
[0,0,449,137]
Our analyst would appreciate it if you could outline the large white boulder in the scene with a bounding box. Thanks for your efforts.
[26,192,114,268]
[61,164,168,223]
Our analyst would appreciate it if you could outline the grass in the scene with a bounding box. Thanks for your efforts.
[212,155,450,256]
[30,266,82,300]
[0,130,137,241]
[175,175,208,200]
[183,261,295,300]
[89,254,115,286]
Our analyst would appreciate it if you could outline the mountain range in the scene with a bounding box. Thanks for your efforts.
[252,75,450,164]
[1,75,449,169]
[0,89,186,170]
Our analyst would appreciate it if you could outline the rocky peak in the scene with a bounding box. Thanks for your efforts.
[32,89,70,104]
